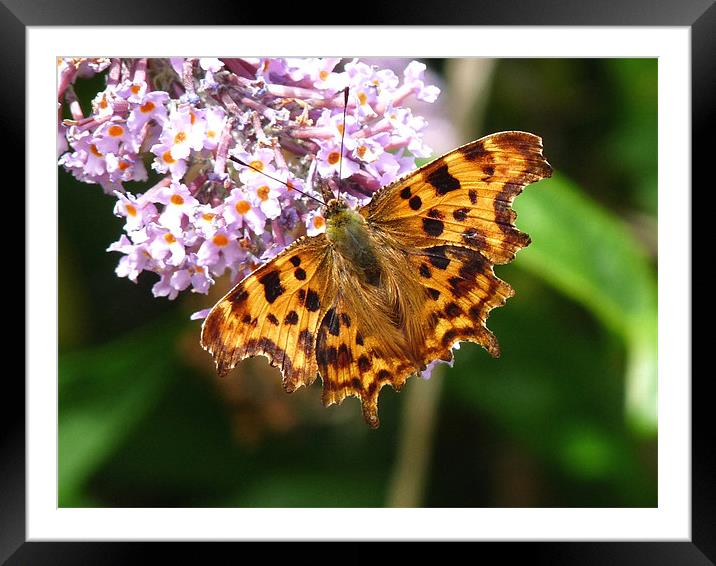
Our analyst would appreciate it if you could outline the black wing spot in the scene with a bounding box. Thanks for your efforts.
[427,164,460,195]
[426,246,450,270]
[444,302,463,319]
[259,270,284,303]
[231,288,249,304]
[337,344,353,368]
[461,142,490,162]
[323,308,340,336]
[357,355,371,372]
[453,208,469,222]
[305,289,320,311]
[422,217,444,237]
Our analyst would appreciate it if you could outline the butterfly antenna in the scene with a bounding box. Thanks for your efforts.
[228,156,326,206]
[336,86,349,196]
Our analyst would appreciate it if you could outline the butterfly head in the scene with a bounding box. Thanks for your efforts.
[320,176,369,245]
[323,195,368,243]
[324,196,348,218]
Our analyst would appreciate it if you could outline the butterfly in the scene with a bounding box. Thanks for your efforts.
[201,131,552,427]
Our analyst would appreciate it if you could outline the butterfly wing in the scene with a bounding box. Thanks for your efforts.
[408,244,515,362]
[201,131,551,427]
[201,234,336,393]
[314,291,420,428]
[310,238,520,428]
[363,131,552,264]
[362,130,551,364]
[200,229,418,427]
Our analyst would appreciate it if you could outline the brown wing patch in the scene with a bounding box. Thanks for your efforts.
[315,297,418,428]
[201,234,336,392]
[410,245,515,361]
[313,242,515,427]
[363,131,552,264]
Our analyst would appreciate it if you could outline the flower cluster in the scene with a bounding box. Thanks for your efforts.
[57,57,440,312]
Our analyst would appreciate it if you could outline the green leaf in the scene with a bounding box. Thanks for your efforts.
[59,317,183,506]
[513,173,657,433]
[444,275,656,506]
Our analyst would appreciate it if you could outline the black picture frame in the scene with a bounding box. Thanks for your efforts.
[7,0,708,562]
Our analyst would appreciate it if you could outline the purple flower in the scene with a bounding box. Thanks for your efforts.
[351,135,387,164]
[192,204,223,238]
[59,57,441,310]
[153,254,214,299]
[105,152,148,185]
[127,91,169,132]
[155,182,199,234]
[150,142,188,180]
[202,106,227,150]
[223,187,267,235]
[107,235,151,282]
[245,177,285,220]
[284,57,342,89]
[316,143,361,180]
[93,119,138,154]
[190,308,211,321]
[117,79,148,104]
[305,209,327,237]
[148,225,187,267]
[169,57,185,77]
[199,58,224,73]
[403,61,441,103]
[57,122,69,157]
[113,190,157,231]
[58,129,111,187]
[196,227,245,277]
[155,105,205,161]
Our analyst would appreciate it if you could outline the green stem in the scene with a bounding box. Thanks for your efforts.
[386,366,444,507]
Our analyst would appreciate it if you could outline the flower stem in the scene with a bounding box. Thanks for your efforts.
[386,366,444,508]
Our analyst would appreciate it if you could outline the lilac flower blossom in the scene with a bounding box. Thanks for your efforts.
[58,56,441,330]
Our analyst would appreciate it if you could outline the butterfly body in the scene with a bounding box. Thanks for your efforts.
[201,131,552,427]
[325,201,382,287]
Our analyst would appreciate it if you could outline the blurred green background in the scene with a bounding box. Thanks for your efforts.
[58,58,657,507]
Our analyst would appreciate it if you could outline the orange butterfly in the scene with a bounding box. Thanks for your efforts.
[201,131,552,427]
